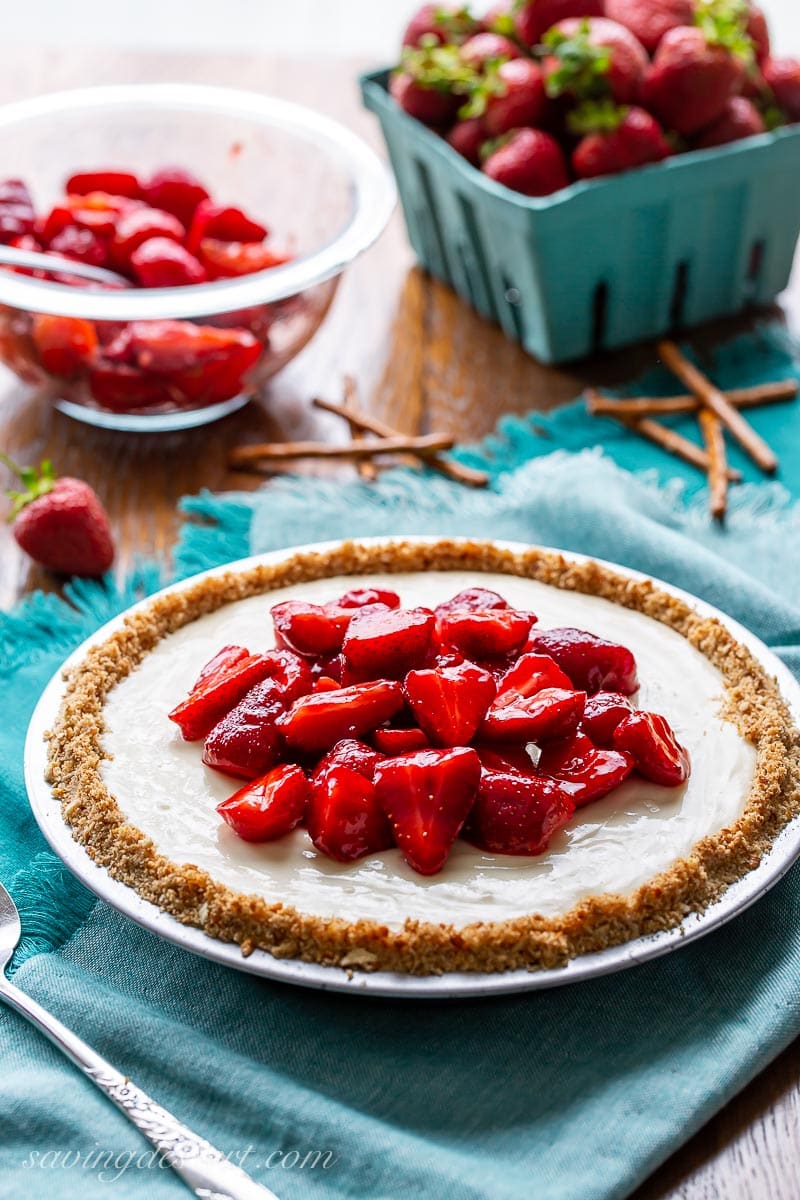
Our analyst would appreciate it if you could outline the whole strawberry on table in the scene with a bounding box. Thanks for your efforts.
[390,0,799,196]
[170,585,690,877]
[0,166,292,416]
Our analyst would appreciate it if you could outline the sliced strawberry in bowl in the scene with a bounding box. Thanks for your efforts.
[66,169,142,198]
[199,238,292,279]
[581,691,633,747]
[307,764,393,862]
[531,627,638,695]
[464,769,575,856]
[539,731,634,807]
[494,652,572,708]
[404,660,496,746]
[315,738,385,780]
[373,746,481,875]
[437,608,533,660]
[217,763,309,842]
[434,587,510,615]
[168,652,277,741]
[372,726,431,754]
[141,167,210,226]
[277,681,404,754]
[481,687,586,743]
[129,237,207,287]
[613,711,690,787]
[186,200,268,254]
[336,587,401,610]
[341,606,435,682]
[202,678,285,779]
[271,600,354,657]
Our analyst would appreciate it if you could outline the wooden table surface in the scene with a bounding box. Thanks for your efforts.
[2,50,799,1200]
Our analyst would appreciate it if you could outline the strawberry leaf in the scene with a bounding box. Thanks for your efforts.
[432,4,479,43]
[693,0,755,63]
[400,42,479,95]
[568,99,627,135]
[1,453,57,519]
[543,20,613,100]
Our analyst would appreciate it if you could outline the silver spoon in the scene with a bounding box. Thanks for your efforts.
[0,243,131,287]
[0,879,280,1199]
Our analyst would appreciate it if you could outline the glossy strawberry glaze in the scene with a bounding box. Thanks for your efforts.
[100,571,756,927]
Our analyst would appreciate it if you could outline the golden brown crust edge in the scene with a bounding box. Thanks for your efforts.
[46,538,800,975]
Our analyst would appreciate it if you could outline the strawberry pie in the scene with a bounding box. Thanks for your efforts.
[46,539,800,975]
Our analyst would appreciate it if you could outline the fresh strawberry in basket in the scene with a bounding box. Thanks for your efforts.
[513,0,603,49]
[746,4,770,63]
[762,57,800,121]
[480,59,548,135]
[571,101,672,178]
[483,128,570,195]
[694,95,765,146]
[460,31,520,69]
[642,15,752,137]
[446,116,488,164]
[542,18,649,105]
[391,43,473,126]
[603,0,694,54]
[402,3,479,48]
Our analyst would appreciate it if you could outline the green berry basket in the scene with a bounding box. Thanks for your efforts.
[360,68,800,364]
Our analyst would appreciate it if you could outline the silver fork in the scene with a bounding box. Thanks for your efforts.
[0,880,280,1200]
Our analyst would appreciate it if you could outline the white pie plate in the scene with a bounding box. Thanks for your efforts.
[24,538,800,999]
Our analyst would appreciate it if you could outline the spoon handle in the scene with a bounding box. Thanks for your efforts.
[1,978,280,1199]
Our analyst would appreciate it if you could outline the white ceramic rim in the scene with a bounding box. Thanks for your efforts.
[24,537,800,999]
[0,84,397,320]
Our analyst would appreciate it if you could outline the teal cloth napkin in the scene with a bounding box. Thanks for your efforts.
[3,328,800,1200]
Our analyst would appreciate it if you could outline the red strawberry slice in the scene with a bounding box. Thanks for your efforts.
[372,727,431,754]
[203,679,285,780]
[581,691,633,747]
[613,711,690,787]
[464,769,575,855]
[437,608,533,660]
[494,652,572,707]
[373,747,481,875]
[271,600,354,657]
[313,676,341,694]
[335,587,401,609]
[193,644,249,689]
[307,764,394,862]
[531,627,638,695]
[475,744,540,774]
[539,731,634,807]
[404,661,496,746]
[258,649,313,704]
[481,686,585,743]
[435,587,509,615]
[169,653,277,741]
[315,739,384,780]
[216,764,309,842]
[277,681,404,753]
[341,607,435,682]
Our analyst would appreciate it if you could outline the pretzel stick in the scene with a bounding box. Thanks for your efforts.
[585,393,741,481]
[587,380,798,419]
[342,375,378,482]
[312,396,490,488]
[229,433,455,468]
[657,340,778,474]
[698,408,729,521]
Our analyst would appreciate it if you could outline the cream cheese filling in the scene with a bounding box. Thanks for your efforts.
[100,570,756,928]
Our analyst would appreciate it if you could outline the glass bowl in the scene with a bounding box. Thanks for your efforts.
[0,84,396,431]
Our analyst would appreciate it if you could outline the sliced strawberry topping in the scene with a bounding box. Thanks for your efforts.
[216,764,309,842]
[312,676,341,693]
[315,738,384,780]
[374,747,481,875]
[193,644,249,688]
[481,687,586,743]
[494,652,572,707]
[341,606,435,682]
[404,661,496,746]
[581,691,634,747]
[438,608,533,659]
[307,764,393,861]
[169,653,277,741]
[202,679,285,780]
[258,649,313,704]
[271,600,354,657]
[539,731,634,807]
[434,587,510,615]
[475,743,541,774]
[372,727,431,754]
[277,681,404,753]
[464,769,575,855]
[336,587,401,609]
[613,711,690,787]
[531,627,639,695]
